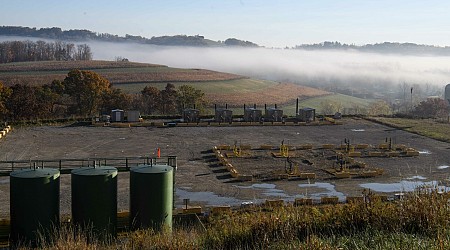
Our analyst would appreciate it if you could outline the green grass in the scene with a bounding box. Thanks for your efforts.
[368,117,450,142]
[114,78,277,94]
[282,94,373,115]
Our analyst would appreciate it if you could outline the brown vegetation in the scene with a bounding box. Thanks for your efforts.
[0,61,245,86]
[206,82,330,106]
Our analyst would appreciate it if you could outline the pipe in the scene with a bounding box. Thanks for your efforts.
[296,98,299,115]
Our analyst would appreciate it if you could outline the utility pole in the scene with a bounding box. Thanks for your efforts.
[410,87,413,114]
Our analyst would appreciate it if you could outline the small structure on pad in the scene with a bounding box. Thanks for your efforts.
[183,109,200,123]
[111,109,125,122]
[297,107,316,122]
[244,104,262,122]
[264,104,283,122]
[125,110,141,122]
[215,104,233,123]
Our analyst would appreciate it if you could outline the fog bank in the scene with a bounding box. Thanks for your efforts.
[89,41,450,93]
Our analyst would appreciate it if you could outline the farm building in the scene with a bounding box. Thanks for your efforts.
[183,109,200,123]
[125,110,141,122]
[244,108,262,122]
[265,107,283,122]
[297,108,316,122]
[110,109,124,122]
[215,108,233,123]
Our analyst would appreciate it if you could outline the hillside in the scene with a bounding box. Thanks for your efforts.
[0,60,332,108]
[0,26,259,47]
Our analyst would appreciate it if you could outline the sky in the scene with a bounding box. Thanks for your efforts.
[2,0,450,48]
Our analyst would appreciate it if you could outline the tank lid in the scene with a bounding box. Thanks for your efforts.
[71,166,118,176]
[10,168,60,178]
[130,164,173,174]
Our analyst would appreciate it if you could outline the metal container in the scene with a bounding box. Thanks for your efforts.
[71,166,118,238]
[110,109,124,122]
[445,84,450,104]
[130,164,173,232]
[10,168,60,247]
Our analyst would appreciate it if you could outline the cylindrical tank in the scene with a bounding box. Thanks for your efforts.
[130,164,173,232]
[445,84,450,104]
[71,166,118,238]
[10,168,60,247]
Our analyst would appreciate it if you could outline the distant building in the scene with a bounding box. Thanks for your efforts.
[244,108,262,122]
[126,110,140,122]
[182,109,200,123]
[215,108,233,123]
[110,109,124,122]
[297,108,316,122]
[265,107,283,122]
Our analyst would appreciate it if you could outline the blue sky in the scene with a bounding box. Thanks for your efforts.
[2,0,450,47]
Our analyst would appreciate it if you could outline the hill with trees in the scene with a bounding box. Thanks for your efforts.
[294,41,450,55]
[0,26,259,47]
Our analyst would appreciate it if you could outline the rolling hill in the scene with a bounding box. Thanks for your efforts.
[0,60,372,114]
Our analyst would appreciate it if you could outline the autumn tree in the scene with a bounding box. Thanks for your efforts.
[413,98,449,118]
[176,85,207,112]
[6,84,38,120]
[141,86,161,115]
[320,100,342,115]
[63,70,111,116]
[101,88,132,113]
[368,100,392,116]
[160,83,178,114]
[0,81,11,119]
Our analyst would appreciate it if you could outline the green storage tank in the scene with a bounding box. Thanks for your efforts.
[130,164,173,232]
[10,168,60,247]
[71,166,118,238]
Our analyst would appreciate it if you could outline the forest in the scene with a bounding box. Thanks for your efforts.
[0,40,92,63]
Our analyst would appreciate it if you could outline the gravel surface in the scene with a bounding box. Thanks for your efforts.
[0,118,449,218]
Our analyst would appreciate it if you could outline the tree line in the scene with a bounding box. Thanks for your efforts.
[0,70,207,122]
[0,40,92,64]
[0,26,260,47]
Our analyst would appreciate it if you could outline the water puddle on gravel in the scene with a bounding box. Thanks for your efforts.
[418,150,432,155]
[360,180,447,193]
[297,182,346,202]
[438,165,450,170]
[0,178,9,184]
[351,129,365,132]
[406,176,427,180]
[234,182,346,202]
[233,183,289,198]
[176,188,244,206]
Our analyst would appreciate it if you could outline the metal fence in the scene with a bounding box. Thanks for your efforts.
[0,156,177,176]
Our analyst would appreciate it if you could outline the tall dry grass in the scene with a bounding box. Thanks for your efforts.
[19,188,450,249]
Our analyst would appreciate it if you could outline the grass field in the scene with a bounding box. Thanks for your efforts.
[282,93,373,115]
[368,117,450,142]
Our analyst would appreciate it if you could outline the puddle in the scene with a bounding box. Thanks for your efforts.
[360,180,446,193]
[438,165,450,170]
[297,182,346,201]
[351,129,365,132]
[0,178,9,184]
[418,150,431,155]
[407,176,427,180]
[176,188,243,206]
[233,183,289,198]
[234,182,346,202]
